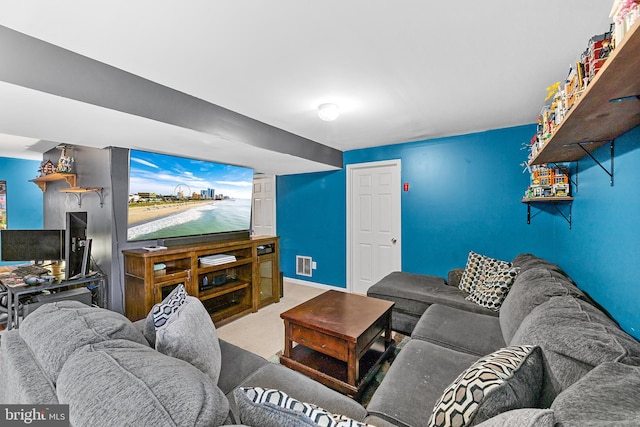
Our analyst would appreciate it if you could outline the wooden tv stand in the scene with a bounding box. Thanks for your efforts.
[122,236,279,326]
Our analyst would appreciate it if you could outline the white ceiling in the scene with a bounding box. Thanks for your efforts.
[0,1,614,174]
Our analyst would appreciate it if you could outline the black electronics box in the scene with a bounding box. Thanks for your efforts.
[213,274,227,286]
[257,244,274,256]
[200,274,227,292]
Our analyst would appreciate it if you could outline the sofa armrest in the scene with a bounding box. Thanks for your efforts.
[447,268,464,287]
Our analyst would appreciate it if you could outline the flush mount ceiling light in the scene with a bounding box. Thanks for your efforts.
[318,103,339,121]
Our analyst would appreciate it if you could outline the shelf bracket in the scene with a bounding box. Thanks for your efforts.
[575,140,614,186]
[62,188,105,208]
[552,202,572,230]
[68,192,85,208]
[96,188,105,207]
[526,200,572,229]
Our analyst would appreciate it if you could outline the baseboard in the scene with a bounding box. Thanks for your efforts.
[283,277,348,292]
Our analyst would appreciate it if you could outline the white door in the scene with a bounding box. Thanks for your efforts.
[252,175,276,236]
[347,160,401,294]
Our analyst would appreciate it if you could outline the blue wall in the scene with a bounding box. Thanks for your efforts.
[277,169,347,287]
[0,157,44,265]
[553,125,640,339]
[277,124,640,340]
[278,124,549,283]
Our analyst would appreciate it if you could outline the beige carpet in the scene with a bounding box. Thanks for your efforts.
[216,280,326,359]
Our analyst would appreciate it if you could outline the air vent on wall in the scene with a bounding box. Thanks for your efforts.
[296,255,312,277]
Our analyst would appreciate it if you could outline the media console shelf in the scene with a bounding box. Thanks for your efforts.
[123,236,279,326]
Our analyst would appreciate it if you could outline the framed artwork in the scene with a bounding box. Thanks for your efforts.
[0,181,6,230]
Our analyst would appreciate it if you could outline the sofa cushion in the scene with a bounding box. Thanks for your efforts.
[368,272,497,326]
[155,295,222,385]
[412,304,505,357]
[234,363,367,423]
[428,346,543,427]
[466,267,520,312]
[218,339,269,395]
[510,254,569,277]
[474,409,554,427]
[499,267,587,344]
[366,339,479,427]
[510,296,640,407]
[234,387,373,427]
[551,362,640,426]
[0,329,58,404]
[459,251,511,294]
[57,339,229,427]
[367,272,447,316]
[447,268,465,288]
[18,300,149,384]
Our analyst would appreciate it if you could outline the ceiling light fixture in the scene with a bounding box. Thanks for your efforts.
[318,103,339,121]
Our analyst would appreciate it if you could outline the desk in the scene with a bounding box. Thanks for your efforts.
[0,272,106,330]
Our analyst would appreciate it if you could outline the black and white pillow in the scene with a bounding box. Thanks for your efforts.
[459,251,512,294]
[234,387,373,427]
[466,267,520,311]
[152,284,188,327]
[428,345,542,427]
[143,284,187,346]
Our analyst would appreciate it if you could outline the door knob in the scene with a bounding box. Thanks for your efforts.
[391,238,397,244]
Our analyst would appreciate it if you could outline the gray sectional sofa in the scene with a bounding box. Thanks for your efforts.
[365,254,640,426]
[1,253,639,426]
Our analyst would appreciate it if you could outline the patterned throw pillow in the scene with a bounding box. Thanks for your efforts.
[428,345,543,427]
[234,387,374,427]
[466,267,520,311]
[152,284,188,327]
[143,284,188,345]
[458,251,512,294]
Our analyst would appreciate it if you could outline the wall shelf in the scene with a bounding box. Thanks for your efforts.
[529,20,640,166]
[30,173,76,192]
[59,187,105,208]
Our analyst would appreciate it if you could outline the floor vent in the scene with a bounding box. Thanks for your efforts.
[296,256,312,277]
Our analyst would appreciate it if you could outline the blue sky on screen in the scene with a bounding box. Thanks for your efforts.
[129,150,253,199]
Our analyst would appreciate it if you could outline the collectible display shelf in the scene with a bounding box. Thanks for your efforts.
[529,20,640,166]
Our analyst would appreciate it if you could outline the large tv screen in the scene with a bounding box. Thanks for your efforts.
[127,150,254,242]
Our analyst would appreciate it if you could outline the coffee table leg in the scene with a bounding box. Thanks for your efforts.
[347,343,358,387]
[283,320,293,358]
[384,310,393,347]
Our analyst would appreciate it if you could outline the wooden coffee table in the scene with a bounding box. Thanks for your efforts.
[279,290,395,398]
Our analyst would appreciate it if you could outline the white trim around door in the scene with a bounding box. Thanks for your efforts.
[346,159,402,294]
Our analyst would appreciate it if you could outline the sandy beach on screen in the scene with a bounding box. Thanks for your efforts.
[128,200,216,226]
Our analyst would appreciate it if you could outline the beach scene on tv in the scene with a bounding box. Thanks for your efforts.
[127,150,254,242]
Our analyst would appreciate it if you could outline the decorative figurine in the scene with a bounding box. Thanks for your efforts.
[39,160,57,176]
[57,145,74,173]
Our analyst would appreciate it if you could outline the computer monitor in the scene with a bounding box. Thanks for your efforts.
[65,212,87,279]
[80,238,92,278]
[0,229,65,262]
